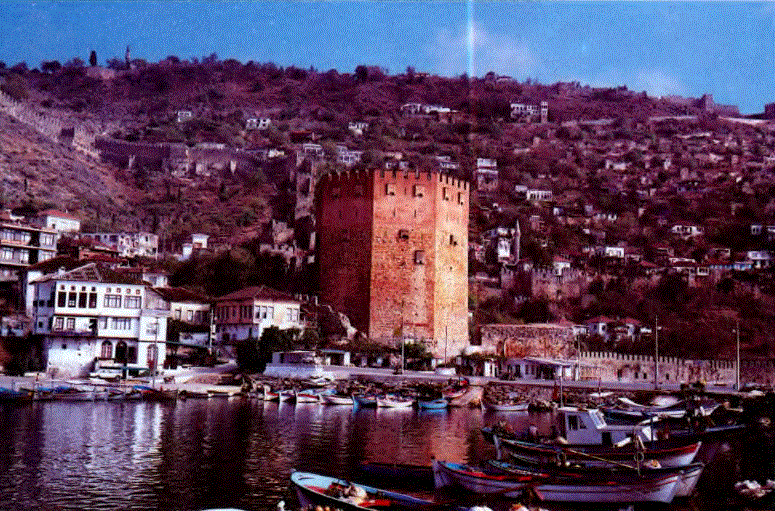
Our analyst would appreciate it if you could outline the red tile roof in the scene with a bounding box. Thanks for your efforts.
[216,285,299,303]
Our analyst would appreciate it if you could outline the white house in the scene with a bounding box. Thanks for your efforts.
[245,117,271,130]
[38,209,81,233]
[671,224,705,239]
[31,263,169,378]
[81,232,159,259]
[526,189,553,202]
[214,285,304,344]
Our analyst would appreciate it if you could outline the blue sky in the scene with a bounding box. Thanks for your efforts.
[1,1,773,113]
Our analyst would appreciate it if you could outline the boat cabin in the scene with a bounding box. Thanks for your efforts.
[558,407,655,446]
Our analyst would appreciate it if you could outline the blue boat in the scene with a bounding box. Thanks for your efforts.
[417,397,448,410]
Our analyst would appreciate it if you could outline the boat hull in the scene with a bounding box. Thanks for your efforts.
[496,436,701,468]
[291,471,437,511]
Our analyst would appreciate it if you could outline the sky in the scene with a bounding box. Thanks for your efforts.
[1,1,773,114]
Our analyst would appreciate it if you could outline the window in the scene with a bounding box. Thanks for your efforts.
[104,295,121,308]
[458,192,465,205]
[449,234,458,246]
[18,250,29,264]
[99,317,108,329]
[54,317,64,330]
[67,292,76,307]
[398,229,409,240]
[57,292,66,308]
[66,318,75,330]
[386,183,396,196]
[413,185,425,197]
[78,293,87,308]
[112,318,132,330]
[88,293,97,308]
[175,309,181,320]
[268,306,274,320]
[187,310,193,322]
[414,250,425,265]
[442,187,450,200]
[568,415,579,431]
[100,341,113,359]
[125,296,141,309]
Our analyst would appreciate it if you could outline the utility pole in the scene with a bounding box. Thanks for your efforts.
[735,319,741,391]
[654,316,659,390]
[444,325,448,364]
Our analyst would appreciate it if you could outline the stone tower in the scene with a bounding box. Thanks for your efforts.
[316,169,469,360]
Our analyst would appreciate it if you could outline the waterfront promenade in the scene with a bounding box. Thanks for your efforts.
[0,361,749,398]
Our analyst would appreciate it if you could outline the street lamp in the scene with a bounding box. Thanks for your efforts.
[653,317,662,390]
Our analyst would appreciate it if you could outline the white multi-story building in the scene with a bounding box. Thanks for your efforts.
[214,285,304,344]
[81,232,159,258]
[245,117,271,130]
[31,263,169,378]
[0,221,58,282]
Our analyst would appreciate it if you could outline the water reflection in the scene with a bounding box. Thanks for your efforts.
[0,401,749,511]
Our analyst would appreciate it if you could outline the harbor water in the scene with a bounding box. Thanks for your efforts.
[0,399,760,511]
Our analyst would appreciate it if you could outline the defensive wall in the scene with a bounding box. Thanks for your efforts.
[0,90,98,159]
[580,351,775,386]
[480,323,575,359]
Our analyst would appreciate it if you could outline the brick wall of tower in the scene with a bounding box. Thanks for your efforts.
[369,170,439,345]
[432,173,469,359]
[316,171,375,334]
[317,169,469,360]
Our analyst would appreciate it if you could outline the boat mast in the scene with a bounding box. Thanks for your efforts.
[654,316,659,390]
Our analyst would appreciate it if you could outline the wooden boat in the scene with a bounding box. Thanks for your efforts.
[377,394,414,408]
[352,394,377,408]
[291,471,444,511]
[55,389,96,401]
[136,386,178,401]
[604,397,719,421]
[492,457,705,498]
[481,398,529,412]
[433,460,681,503]
[295,389,322,403]
[494,435,702,468]
[321,393,354,406]
[263,385,294,402]
[178,389,210,399]
[0,387,31,403]
[417,398,448,410]
[358,462,435,490]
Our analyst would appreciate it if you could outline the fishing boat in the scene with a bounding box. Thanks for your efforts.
[178,389,210,399]
[603,397,719,421]
[135,386,178,401]
[417,398,448,410]
[55,388,96,401]
[295,389,322,403]
[481,398,529,412]
[291,471,444,511]
[491,457,705,498]
[353,394,378,408]
[358,462,435,490]
[321,393,354,406]
[0,386,31,403]
[376,394,414,408]
[433,460,681,503]
[494,435,702,468]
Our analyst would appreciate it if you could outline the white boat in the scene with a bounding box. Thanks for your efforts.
[294,389,320,403]
[433,460,680,503]
[321,394,354,406]
[376,394,414,408]
[56,390,96,401]
[481,398,529,412]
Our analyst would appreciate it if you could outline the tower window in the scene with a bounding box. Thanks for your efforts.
[386,183,396,196]
[413,185,425,197]
[442,187,450,200]
[449,234,458,246]
[414,250,425,265]
[398,229,410,240]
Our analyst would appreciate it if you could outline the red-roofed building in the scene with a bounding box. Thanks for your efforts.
[213,285,303,344]
[38,210,81,233]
